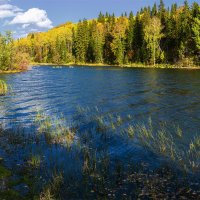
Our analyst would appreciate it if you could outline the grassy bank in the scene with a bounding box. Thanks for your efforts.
[1,62,200,75]
[0,65,33,74]
[31,62,200,70]
[0,70,22,74]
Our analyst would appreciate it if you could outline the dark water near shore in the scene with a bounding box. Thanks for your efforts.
[0,66,200,198]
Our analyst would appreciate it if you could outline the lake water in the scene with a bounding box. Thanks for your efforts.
[0,66,200,198]
[1,66,200,133]
[0,65,200,160]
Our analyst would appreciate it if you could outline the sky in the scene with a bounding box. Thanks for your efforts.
[0,0,197,38]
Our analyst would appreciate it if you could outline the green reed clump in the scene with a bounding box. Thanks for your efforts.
[190,136,200,151]
[0,80,8,96]
[40,188,55,200]
[135,122,179,162]
[187,136,200,171]
[94,112,115,133]
[176,125,183,138]
[35,112,75,147]
[28,155,41,168]
[110,122,116,131]
[127,125,135,138]
[95,115,107,132]
[116,115,122,126]
[40,172,63,200]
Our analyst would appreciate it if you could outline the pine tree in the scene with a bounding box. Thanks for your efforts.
[74,20,89,63]
[90,21,105,63]
[178,0,192,59]
[151,3,157,16]
[126,11,135,62]
[98,12,105,23]
[133,13,144,62]
[111,17,129,65]
[192,5,200,51]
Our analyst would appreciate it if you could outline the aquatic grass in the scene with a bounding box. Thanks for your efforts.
[110,122,116,131]
[134,119,173,156]
[0,80,8,96]
[176,125,183,138]
[186,136,200,171]
[38,117,53,134]
[136,123,180,163]
[136,123,153,147]
[28,155,41,168]
[126,125,135,138]
[72,107,200,172]
[50,172,64,194]
[40,172,63,200]
[35,110,45,124]
[127,114,132,120]
[0,165,11,179]
[61,128,75,148]
[116,115,122,126]
[129,120,200,172]
[95,115,108,133]
[191,136,200,150]
[46,125,75,147]
[35,112,76,147]
[40,188,55,200]
[82,147,90,173]
[0,107,200,199]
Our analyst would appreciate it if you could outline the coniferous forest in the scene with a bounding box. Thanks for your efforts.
[13,0,200,68]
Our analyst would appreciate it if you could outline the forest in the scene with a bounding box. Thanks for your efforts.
[1,0,200,70]
[0,32,30,71]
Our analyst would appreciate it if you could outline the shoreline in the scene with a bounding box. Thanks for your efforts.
[0,67,32,74]
[0,70,22,74]
[31,62,200,70]
[1,63,200,74]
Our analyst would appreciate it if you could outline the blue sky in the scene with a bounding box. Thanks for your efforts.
[0,0,197,38]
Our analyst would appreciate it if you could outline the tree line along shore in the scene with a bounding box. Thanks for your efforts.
[0,0,200,72]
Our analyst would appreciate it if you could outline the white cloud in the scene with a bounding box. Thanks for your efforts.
[0,2,53,39]
[0,3,22,19]
[0,4,22,12]
[0,10,15,18]
[22,24,30,29]
[10,8,53,29]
